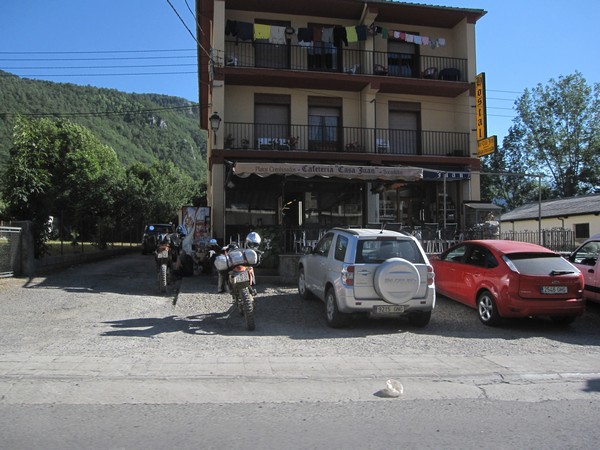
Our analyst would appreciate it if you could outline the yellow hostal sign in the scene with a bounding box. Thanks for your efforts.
[477,136,497,157]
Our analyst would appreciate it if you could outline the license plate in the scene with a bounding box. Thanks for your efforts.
[157,250,169,259]
[373,305,405,314]
[233,271,250,284]
[541,286,568,294]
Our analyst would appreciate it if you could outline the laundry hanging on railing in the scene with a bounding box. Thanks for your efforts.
[224,19,446,49]
[370,23,447,49]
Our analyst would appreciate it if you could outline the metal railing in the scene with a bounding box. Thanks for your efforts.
[219,41,468,82]
[500,229,576,253]
[0,226,22,277]
[222,122,469,157]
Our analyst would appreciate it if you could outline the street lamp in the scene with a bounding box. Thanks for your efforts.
[209,112,221,145]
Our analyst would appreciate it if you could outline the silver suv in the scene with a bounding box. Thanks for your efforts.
[298,228,435,327]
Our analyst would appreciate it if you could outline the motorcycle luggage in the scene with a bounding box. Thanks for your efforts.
[214,249,258,271]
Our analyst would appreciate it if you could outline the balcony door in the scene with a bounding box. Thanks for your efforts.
[389,102,420,154]
[254,19,290,69]
[388,41,418,78]
[255,95,290,150]
[308,106,340,152]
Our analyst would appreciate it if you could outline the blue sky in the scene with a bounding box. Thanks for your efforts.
[1,0,598,144]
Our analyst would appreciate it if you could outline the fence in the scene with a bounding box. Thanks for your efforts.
[0,226,22,277]
[500,229,576,253]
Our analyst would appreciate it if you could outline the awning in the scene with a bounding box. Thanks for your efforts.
[464,202,502,210]
[233,162,423,181]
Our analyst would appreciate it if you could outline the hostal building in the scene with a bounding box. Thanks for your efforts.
[196,0,487,250]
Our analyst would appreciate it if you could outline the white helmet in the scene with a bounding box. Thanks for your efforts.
[245,231,261,249]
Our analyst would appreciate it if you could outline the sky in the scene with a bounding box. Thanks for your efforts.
[1,0,599,144]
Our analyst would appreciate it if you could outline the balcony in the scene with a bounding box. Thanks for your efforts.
[221,122,469,157]
[216,41,467,90]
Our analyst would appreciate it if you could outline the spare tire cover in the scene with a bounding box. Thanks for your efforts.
[374,258,421,304]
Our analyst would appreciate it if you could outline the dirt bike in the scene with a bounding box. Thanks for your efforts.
[155,235,175,294]
[192,239,221,275]
[214,241,261,331]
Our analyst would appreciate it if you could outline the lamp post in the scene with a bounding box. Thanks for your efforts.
[209,112,221,145]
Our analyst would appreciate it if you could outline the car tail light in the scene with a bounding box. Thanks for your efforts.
[427,264,435,286]
[342,265,354,286]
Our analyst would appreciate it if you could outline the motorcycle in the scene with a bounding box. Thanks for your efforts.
[192,238,221,275]
[155,234,175,294]
[214,232,262,331]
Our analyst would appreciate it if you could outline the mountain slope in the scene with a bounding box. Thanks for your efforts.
[0,70,206,181]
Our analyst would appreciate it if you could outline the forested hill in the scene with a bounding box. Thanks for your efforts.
[0,70,206,181]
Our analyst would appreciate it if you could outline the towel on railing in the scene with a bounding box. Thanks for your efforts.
[269,26,286,45]
[254,24,270,40]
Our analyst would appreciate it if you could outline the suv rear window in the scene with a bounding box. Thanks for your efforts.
[505,252,577,275]
[355,239,424,264]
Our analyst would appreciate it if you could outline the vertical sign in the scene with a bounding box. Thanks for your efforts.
[475,73,487,141]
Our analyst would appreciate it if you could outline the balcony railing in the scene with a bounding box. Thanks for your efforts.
[218,41,467,82]
[222,122,469,157]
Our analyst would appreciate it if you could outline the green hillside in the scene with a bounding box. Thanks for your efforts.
[0,70,206,181]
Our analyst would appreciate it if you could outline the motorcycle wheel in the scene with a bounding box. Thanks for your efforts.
[240,288,255,331]
[158,263,168,293]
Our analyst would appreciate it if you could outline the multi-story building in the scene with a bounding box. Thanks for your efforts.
[197,0,487,250]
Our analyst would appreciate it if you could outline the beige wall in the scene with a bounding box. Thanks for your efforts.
[500,215,600,237]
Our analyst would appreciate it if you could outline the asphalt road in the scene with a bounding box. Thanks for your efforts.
[1,252,600,449]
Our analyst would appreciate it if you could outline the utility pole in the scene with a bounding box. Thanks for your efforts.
[480,172,544,245]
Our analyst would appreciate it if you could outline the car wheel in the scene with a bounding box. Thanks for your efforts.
[325,288,346,328]
[550,315,577,325]
[298,268,313,300]
[477,291,500,326]
[408,310,431,327]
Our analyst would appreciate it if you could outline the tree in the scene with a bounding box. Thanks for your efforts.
[125,161,200,228]
[2,116,123,255]
[481,127,542,212]
[510,72,599,197]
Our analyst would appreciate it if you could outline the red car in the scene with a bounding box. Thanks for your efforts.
[431,240,585,326]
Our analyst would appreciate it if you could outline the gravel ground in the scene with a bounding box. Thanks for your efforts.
[1,252,600,361]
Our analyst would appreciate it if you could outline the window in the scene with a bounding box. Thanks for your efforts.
[388,41,417,78]
[571,242,599,265]
[254,19,290,69]
[466,246,496,268]
[315,233,334,257]
[504,252,576,275]
[334,235,348,261]
[574,223,590,240]
[255,94,290,149]
[307,23,338,71]
[389,102,420,154]
[308,101,341,152]
[443,244,467,263]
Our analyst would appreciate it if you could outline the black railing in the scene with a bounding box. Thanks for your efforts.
[222,122,469,157]
[219,41,468,82]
